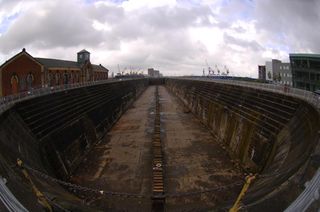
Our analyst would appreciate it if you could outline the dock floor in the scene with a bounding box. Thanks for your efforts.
[71,85,243,211]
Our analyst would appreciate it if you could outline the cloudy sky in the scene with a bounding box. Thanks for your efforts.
[0,0,319,77]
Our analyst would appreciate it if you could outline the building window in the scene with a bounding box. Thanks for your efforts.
[63,72,68,84]
[20,75,26,90]
[26,72,34,90]
[70,72,73,84]
[76,72,79,82]
[48,72,54,86]
[86,68,90,81]
[10,74,19,94]
[55,72,59,85]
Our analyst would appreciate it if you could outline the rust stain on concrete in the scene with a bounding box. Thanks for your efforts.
[70,86,244,210]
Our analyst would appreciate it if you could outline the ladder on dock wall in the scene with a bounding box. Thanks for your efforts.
[152,86,165,211]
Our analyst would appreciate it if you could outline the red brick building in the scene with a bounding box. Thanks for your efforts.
[0,48,109,96]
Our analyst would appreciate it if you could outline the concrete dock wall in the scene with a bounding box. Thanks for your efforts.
[165,78,320,210]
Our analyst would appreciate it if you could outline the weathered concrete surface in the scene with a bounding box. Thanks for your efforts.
[70,86,155,210]
[160,86,244,210]
[1,78,319,211]
[165,78,320,211]
[69,86,244,211]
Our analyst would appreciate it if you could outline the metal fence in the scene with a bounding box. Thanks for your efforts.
[2,77,319,114]
[0,177,29,212]
[284,168,320,212]
[0,79,128,114]
[183,77,320,110]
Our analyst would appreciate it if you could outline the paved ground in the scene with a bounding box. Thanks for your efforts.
[71,85,244,211]
[71,86,155,210]
[159,86,243,210]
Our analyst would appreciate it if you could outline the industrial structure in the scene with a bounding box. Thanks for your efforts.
[290,53,320,91]
[203,60,230,77]
[0,48,109,96]
[0,77,319,211]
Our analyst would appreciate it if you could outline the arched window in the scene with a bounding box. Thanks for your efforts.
[70,71,74,84]
[63,71,68,84]
[55,72,59,85]
[20,75,26,90]
[10,74,19,94]
[86,68,90,81]
[26,72,34,90]
[48,71,54,86]
[74,72,78,83]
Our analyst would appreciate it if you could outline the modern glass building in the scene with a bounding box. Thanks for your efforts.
[289,53,320,91]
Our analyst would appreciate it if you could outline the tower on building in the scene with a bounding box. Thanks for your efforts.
[77,49,90,64]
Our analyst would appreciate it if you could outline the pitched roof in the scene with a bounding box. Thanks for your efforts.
[92,64,109,72]
[0,49,43,70]
[0,48,108,72]
[35,57,108,72]
[78,49,90,54]
[35,58,81,69]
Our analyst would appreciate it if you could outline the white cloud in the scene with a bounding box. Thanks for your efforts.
[122,0,177,11]
[0,0,319,78]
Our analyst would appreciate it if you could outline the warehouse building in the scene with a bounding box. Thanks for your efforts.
[0,49,108,96]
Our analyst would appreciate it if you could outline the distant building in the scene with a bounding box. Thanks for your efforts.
[290,53,320,91]
[265,59,292,86]
[154,70,160,77]
[148,68,161,78]
[258,65,266,80]
[148,68,155,77]
[0,48,109,96]
[265,61,273,81]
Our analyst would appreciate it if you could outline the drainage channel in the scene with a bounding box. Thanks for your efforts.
[152,86,165,211]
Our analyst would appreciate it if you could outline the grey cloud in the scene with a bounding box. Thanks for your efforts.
[4,0,313,77]
[86,3,125,23]
[224,33,264,52]
[0,0,119,53]
[216,0,253,22]
[111,15,145,40]
[141,5,214,30]
[109,5,215,42]
[0,0,23,10]
[99,4,212,64]
[0,0,212,74]
[254,0,320,52]
[231,26,246,33]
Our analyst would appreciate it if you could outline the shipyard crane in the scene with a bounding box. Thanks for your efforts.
[117,64,121,75]
[215,64,220,76]
[122,66,127,76]
[224,65,230,76]
[205,59,214,76]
